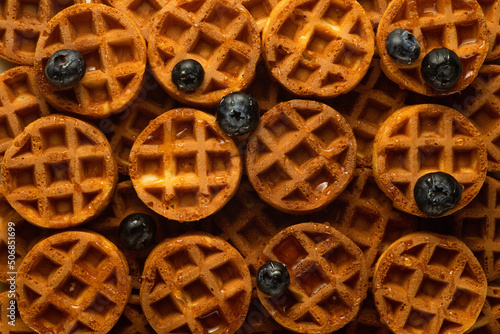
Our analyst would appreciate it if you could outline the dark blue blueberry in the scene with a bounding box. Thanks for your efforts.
[414,172,463,216]
[118,213,157,250]
[171,59,204,91]
[386,29,421,65]
[45,49,86,87]
[256,261,290,296]
[421,48,462,91]
[216,92,259,136]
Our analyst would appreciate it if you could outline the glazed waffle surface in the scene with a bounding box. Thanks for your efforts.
[467,284,500,334]
[246,99,356,214]
[140,233,252,334]
[311,168,418,275]
[237,0,280,32]
[262,0,375,98]
[147,0,261,107]
[257,222,369,333]
[376,0,489,96]
[373,232,488,334]
[34,4,147,119]
[0,66,50,164]
[0,0,101,66]
[477,0,500,61]
[373,104,488,217]
[129,108,242,222]
[1,115,118,228]
[16,231,131,334]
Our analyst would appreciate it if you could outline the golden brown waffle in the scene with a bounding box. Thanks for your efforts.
[257,222,369,333]
[261,0,374,98]
[373,232,487,334]
[112,292,155,334]
[339,287,391,334]
[34,4,147,119]
[147,0,261,107]
[452,174,500,281]
[325,58,407,168]
[358,0,389,30]
[0,195,45,284]
[246,99,356,214]
[373,104,488,217]
[129,108,242,222]
[109,68,176,175]
[16,231,131,334]
[236,0,280,32]
[467,285,500,334]
[477,0,500,61]
[0,0,101,65]
[0,291,33,333]
[86,181,169,290]
[446,65,500,172]
[311,168,417,275]
[1,115,118,228]
[236,291,288,334]
[376,0,489,96]
[199,179,298,286]
[0,66,50,164]
[106,0,168,38]
[140,232,252,334]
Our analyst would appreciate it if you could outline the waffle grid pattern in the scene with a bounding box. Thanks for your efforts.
[259,223,368,332]
[130,109,241,221]
[148,0,260,106]
[477,0,500,60]
[374,105,487,217]
[238,0,280,31]
[17,232,130,333]
[377,0,488,95]
[247,100,356,213]
[467,285,500,333]
[1,116,117,228]
[262,0,374,97]
[35,4,146,118]
[0,66,50,163]
[112,293,156,334]
[141,236,251,333]
[373,234,487,334]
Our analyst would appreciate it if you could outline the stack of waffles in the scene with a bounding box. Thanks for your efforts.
[1,0,500,333]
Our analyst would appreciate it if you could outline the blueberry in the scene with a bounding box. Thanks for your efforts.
[118,213,157,250]
[414,172,463,216]
[421,48,462,91]
[171,59,204,91]
[256,261,290,296]
[216,92,259,136]
[45,49,86,87]
[386,29,420,65]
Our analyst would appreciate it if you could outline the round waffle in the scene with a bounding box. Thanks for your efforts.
[140,232,252,334]
[477,0,500,61]
[373,232,488,334]
[261,0,374,98]
[376,0,489,96]
[325,58,407,168]
[372,104,488,217]
[87,181,167,290]
[311,168,418,275]
[129,108,242,222]
[109,68,176,175]
[452,174,500,281]
[257,222,369,333]
[147,0,261,108]
[34,4,147,119]
[0,291,33,333]
[466,285,500,334]
[1,115,118,228]
[106,0,168,39]
[0,194,45,283]
[0,0,101,65]
[16,231,131,334]
[246,99,356,214]
[0,66,50,164]
[446,65,500,172]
